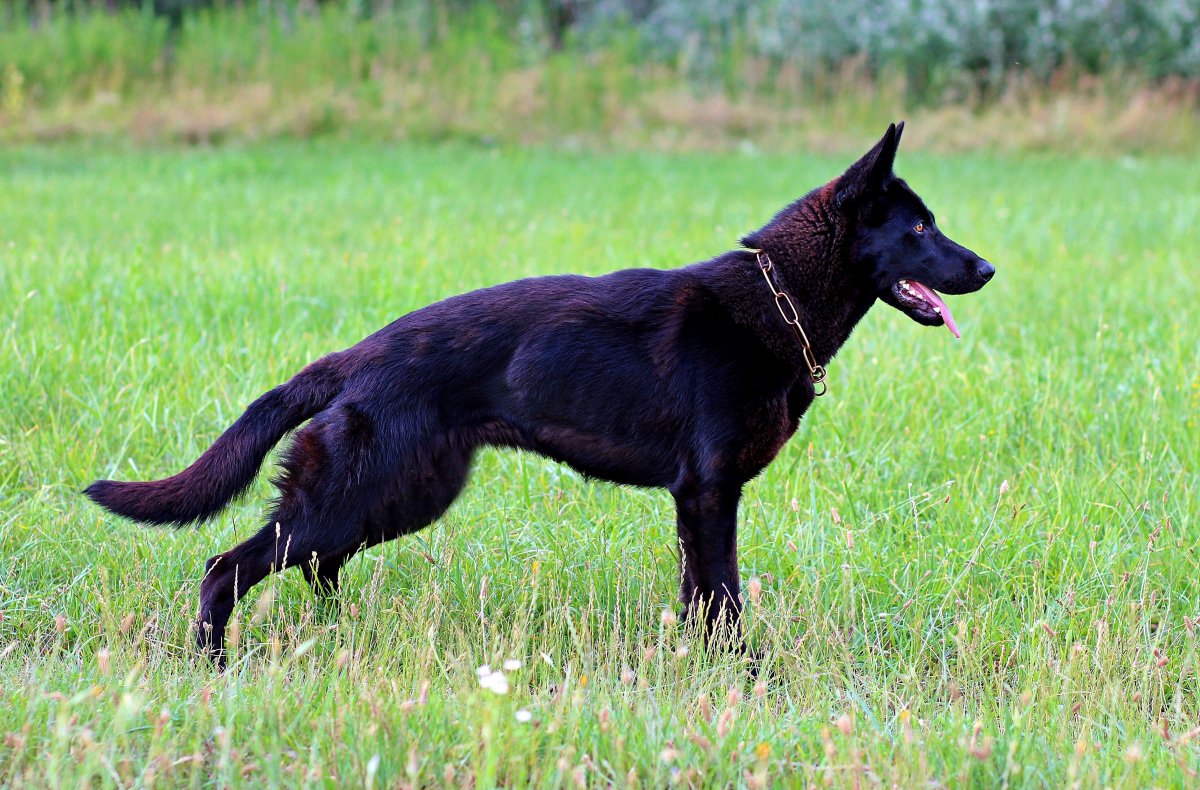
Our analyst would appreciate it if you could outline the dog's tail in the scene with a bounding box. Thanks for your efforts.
[84,357,346,526]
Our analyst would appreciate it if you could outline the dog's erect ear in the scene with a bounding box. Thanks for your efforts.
[835,121,905,210]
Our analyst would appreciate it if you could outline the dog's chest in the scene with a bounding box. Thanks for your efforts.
[735,395,802,475]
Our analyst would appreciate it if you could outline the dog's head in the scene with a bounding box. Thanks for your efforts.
[836,122,994,337]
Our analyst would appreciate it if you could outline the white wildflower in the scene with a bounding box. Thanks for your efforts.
[479,670,509,694]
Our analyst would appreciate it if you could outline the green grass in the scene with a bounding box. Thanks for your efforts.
[1,140,1198,787]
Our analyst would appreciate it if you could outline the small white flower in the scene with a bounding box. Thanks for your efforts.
[503,659,522,671]
[515,709,532,723]
[479,670,509,694]
[476,664,492,677]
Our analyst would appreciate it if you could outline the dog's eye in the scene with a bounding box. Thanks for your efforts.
[913,222,925,234]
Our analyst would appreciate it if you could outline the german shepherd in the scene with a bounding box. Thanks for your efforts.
[86,122,994,664]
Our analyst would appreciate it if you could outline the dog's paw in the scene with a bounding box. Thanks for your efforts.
[193,620,228,672]
[738,643,767,678]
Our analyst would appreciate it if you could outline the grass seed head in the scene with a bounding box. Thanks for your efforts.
[252,587,275,623]
[822,727,837,759]
[717,708,735,738]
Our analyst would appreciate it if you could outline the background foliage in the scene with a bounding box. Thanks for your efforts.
[2,0,1199,150]
[8,0,1200,88]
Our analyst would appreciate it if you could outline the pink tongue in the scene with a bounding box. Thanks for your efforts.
[909,281,960,338]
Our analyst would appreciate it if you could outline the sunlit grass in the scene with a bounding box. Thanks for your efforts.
[1,141,1197,785]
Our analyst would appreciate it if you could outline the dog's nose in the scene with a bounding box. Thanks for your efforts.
[976,260,995,282]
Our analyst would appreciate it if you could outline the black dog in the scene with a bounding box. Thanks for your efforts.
[86,122,993,663]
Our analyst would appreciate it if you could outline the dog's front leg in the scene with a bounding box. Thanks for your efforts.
[673,480,743,647]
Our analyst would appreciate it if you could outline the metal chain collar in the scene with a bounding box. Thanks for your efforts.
[753,251,828,396]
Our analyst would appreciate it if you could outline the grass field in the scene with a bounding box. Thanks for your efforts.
[1,141,1198,787]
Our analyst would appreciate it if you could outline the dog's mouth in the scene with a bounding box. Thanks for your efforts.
[891,279,960,338]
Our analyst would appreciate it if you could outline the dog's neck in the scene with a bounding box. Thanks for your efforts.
[727,181,877,371]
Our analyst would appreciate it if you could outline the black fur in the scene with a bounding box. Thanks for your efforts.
[86,123,994,664]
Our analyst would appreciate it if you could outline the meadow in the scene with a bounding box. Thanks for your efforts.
[1,140,1198,786]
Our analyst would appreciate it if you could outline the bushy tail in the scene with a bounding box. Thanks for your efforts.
[85,358,345,526]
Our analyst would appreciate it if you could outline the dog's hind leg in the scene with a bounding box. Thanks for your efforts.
[196,416,475,665]
[196,495,371,666]
[302,430,475,598]
[381,433,475,537]
[328,434,475,580]
[195,523,281,665]
[195,412,373,665]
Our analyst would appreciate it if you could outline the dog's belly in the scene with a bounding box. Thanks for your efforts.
[528,424,678,488]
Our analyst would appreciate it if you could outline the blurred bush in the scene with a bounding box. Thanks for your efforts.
[2,0,1198,150]
[4,0,1199,99]
[597,0,1200,94]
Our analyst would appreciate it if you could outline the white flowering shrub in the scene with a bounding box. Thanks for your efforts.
[564,0,1200,95]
